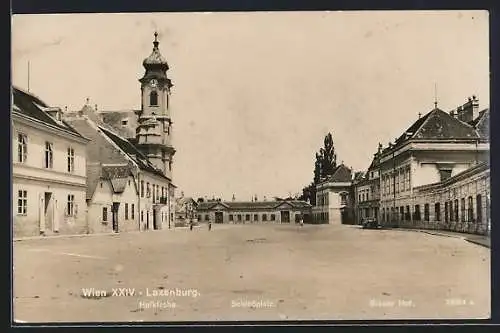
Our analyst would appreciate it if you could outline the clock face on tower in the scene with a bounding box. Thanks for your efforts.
[150,79,158,87]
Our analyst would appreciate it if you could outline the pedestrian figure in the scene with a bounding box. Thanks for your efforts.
[208,221,212,231]
[299,215,304,227]
[189,219,193,231]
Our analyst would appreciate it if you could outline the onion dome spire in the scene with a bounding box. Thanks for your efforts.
[142,31,169,71]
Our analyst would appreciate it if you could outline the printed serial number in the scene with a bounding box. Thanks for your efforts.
[446,298,475,306]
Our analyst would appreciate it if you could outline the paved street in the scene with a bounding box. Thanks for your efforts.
[13,224,490,322]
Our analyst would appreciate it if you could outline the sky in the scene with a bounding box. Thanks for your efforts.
[12,11,489,201]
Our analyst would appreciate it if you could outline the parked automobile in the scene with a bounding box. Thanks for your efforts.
[362,217,380,229]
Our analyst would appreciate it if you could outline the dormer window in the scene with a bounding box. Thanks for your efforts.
[121,118,129,126]
[150,91,158,106]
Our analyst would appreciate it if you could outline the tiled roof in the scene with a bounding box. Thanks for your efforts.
[382,108,481,157]
[102,165,132,179]
[98,126,169,180]
[109,178,128,194]
[197,200,312,211]
[327,164,352,183]
[12,87,85,138]
[471,109,489,139]
[99,110,138,139]
[101,165,133,193]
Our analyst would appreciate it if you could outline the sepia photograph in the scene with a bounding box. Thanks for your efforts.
[11,10,490,323]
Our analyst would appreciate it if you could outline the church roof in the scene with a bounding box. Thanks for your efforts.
[143,32,169,69]
[98,126,170,180]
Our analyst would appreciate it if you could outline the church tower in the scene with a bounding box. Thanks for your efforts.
[135,32,176,179]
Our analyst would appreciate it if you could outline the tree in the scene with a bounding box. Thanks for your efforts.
[320,133,337,178]
[299,132,337,206]
[314,152,322,184]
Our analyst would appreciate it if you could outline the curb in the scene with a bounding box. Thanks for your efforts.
[391,228,490,248]
[465,239,491,249]
[13,228,178,242]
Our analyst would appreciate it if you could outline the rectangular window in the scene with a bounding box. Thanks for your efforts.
[254,214,258,221]
[439,169,452,182]
[140,181,144,197]
[263,214,267,221]
[406,169,411,191]
[17,133,27,163]
[245,214,250,221]
[156,185,160,203]
[395,173,400,193]
[103,207,108,222]
[229,214,233,221]
[125,203,129,220]
[271,214,276,221]
[131,203,135,219]
[460,198,466,222]
[435,203,441,221]
[67,147,75,173]
[467,196,473,222]
[146,182,150,198]
[17,190,27,215]
[444,202,448,222]
[454,199,459,222]
[67,194,75,216]
[237,214,242,221]
[405,206,410,221]
[161,186,165,199]
[141,210,144,222]
[399,206,404,221]
[205,214,209,221]
[45,142,53,169]
[152,184,156,202]
[476,195,482,223]
[414,205,421,221]
[424,203,429,221]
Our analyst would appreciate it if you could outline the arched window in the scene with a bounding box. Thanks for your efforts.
[150,91,158,106]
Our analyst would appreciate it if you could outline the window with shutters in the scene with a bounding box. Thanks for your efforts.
[17,133,27,163]
[17,190,27,215]
[67,147,75,173]
[45,142,53,169]
[66,194,75,216]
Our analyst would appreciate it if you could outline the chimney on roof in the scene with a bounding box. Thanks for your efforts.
[418,112,422,119]
[455,96,479,123]
[95,104,98,111]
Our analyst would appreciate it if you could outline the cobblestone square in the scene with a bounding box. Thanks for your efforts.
[13,224,490,322]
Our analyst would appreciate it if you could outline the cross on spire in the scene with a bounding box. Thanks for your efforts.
[434,82,438,108]
[153,31,159,49]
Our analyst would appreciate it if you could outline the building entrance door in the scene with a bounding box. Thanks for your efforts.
[44,192,53,232]
[215,212,223,224]
[112,202,120,232]
[281,211,290,223]
[153,209,158,230]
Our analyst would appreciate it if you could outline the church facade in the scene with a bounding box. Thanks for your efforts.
[64,32,177,233]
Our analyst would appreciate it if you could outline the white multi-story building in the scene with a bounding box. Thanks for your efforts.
[378,96,490,234]
[12,87,90,237]
[313,164,355,224]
